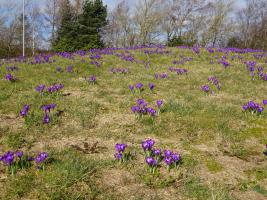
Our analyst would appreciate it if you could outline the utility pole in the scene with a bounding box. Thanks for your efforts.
[23,0,25,57]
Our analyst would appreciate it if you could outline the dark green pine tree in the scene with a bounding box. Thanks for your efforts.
[76,0,107,50]
[53,0,76,52]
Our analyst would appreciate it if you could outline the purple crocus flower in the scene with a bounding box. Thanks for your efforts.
[263,100,267,105]
[36,84,46,93]
[149,83,155,91]
[136,83,143,90]
[43,113,50,124]
[114,153,122,160]
[142,139,155,151]
[221,60,230,68]
[172,153,181,162]
[137,99,146,106]
[164,157,173,166]
[42,104,56,112]
[147,107,157,117]
[129,85,134,91]
[164,150,172,157]
[35,152,48,164]
[153,149,161,156]
[115,143,127,153]
[145,157,157,166]
[242,100,264,114]
[156,100,163,109]
[20,105,30,117]
[89,75,96,83]
[5,73,16,81]
[242,105,248,111]
[201,85,210,93]
[2,151,14,165]
[131,105,140,113]
[258,107,264,113]
[16,151,23,159]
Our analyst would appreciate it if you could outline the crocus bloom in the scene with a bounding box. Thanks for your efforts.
[43,113,50,124]
[16,151,23,159]
[145,157,157,166]
[172,153,181,162]
[142,139,155,151]
[164,157,173,166]
[42,104,56,112]
[164,150,172,157]
[156,100,163,109]
[5,73,16,81]
[147,107,157,117]
[115,143,127,153]
[242,100,264,114]
[89,75,96,83]
[114,153,122,160]
[2,151,14,165]
[149,83,155,91]
[35,152,48,164]
[263,100,267,105]
[135,83,143,90]
[201,85,210,93]
[36,84,46,93]
[20,105,30,117]
[129,85,134,91]
[153,149,161,156]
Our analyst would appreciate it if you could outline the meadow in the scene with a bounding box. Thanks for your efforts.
[0,46,266,200]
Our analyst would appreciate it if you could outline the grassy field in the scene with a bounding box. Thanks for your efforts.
[0,46,266,200]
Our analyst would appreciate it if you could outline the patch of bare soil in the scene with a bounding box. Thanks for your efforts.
[100,168,184,200]
[0,113,24,131]
[194,143,260,185]
[233,191,267,200]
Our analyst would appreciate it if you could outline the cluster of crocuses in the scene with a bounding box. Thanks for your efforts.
[90,61,101,67]
[242,100,266,114]
[114,143,132,162]
[20,103,57,124]
[246,61,267,81]
[218,59,230,68]
[0,150,48,174]
[129,83,155,92]
[115,53,136,63]
[36,83,64,93]
[173,57,193,65]
[168,67,188,75]
[42,104,57,124]
[131,99,163,117]
[110,67,129,74]
[31,55,54,64]
[144,49,171,55]
[201,76,221,94]
[155,73,168,79]
[6,66,19,71]
[142,139,181,173]
[90,54,102,60]
[208,76,221,90]
[5,73,16,82]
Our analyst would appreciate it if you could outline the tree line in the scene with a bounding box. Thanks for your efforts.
[0,0,266,58]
